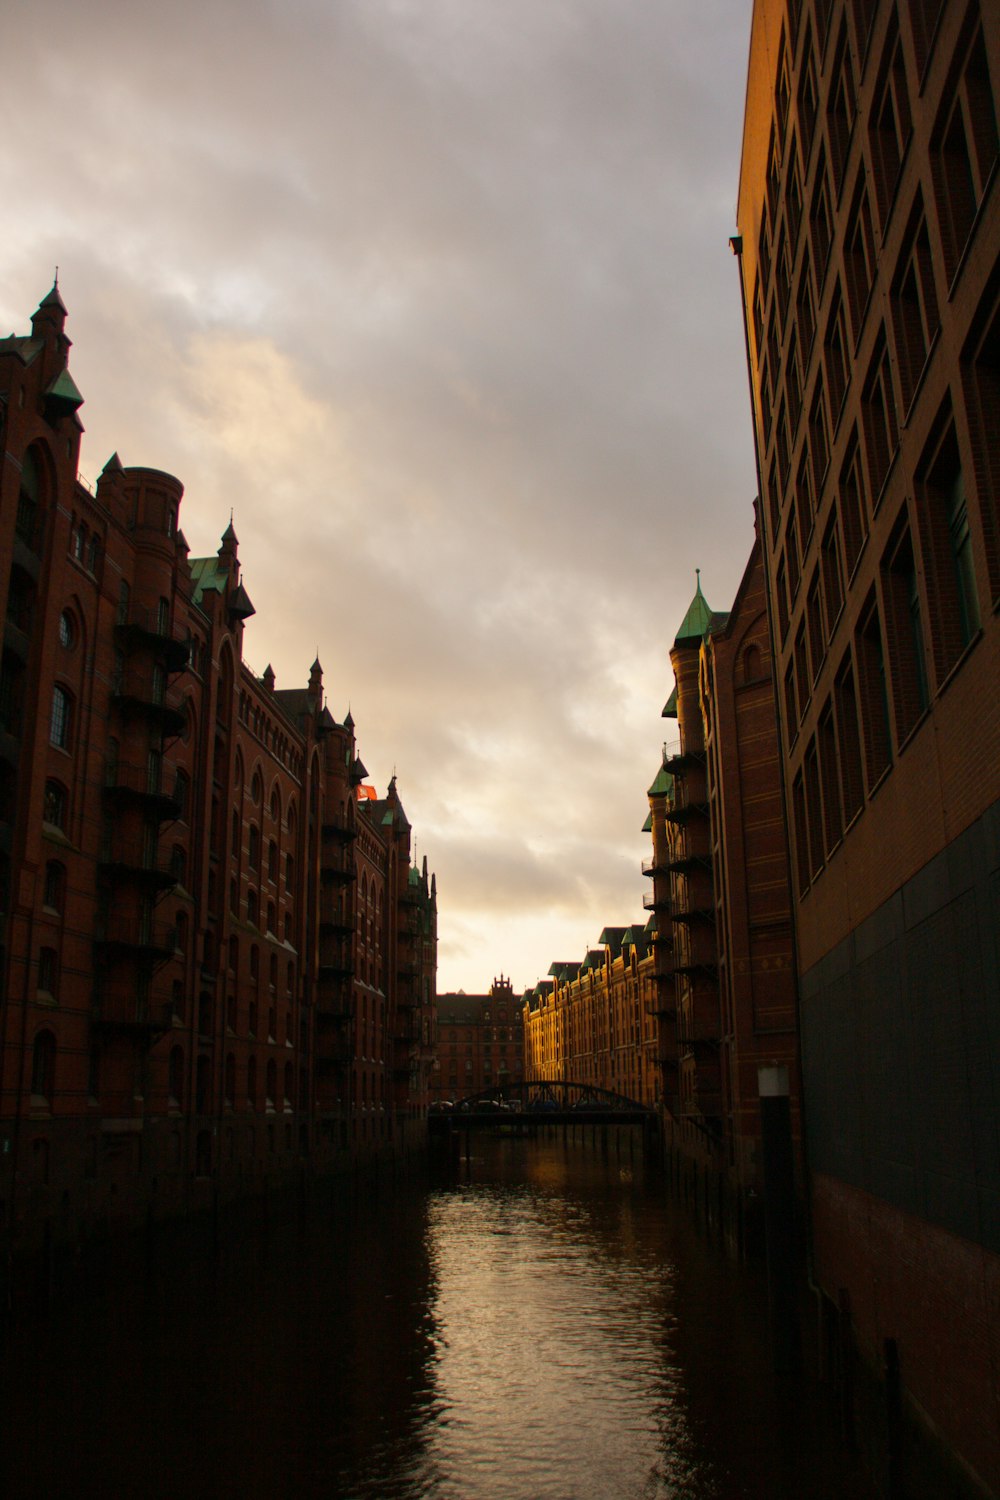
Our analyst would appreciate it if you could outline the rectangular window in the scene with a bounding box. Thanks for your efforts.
[891,200,939,411]
[38,946,57,995]
[784,659,798,740]
[827,22,856,194]
[908,0,944,77]
[862,332,899,503]
[798,29,818,158]
[775,231,792,327]
[786,504,801,599]
[796,447,816,542]
[818,702,843,855]
[786,329,802,431]
[881,516,929,742]
[806,572,825,683]
[915,418,981,679]
[50,685,70,748]
[804,737,825,879]
[834,654,865,823]
[786,138,803,244]
[824,281,850,421]
[821,512,845,634]
[809,376,830,493]
[775,556,790,640]
[794,624,810,721]
[791,771,810,895]
[855,592,893,788]
[759,205,771,290]
[964,290,1000,599]
[845,177,877,338]
[932,24,999,281]
[839,433,870,576]
[797,249,816,353]
[810,152,833,272]
[869,18,912,226]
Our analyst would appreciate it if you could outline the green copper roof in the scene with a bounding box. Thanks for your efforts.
[647,765,673,798]
[662,684,678,718]
[641,811,652,833]
[674,570,713,643]
[45,367,84,414]
[189,555,228,603]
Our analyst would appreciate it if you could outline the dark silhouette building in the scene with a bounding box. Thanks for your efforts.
[0,286,436,1279]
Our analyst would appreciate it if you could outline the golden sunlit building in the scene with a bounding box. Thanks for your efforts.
[736,1,1000,1490]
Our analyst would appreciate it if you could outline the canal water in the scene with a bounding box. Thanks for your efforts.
[0,1133,872,1499]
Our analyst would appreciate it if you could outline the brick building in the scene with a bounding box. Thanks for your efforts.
[647,562,799,1246]
[521,926,659,1105]
[0,286,436,1279]
[736,1,1000,1489]
[432,976,522,1103]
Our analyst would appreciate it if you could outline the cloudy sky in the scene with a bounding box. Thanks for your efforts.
[4,0,756,995]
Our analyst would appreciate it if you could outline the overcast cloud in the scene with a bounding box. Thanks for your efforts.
[2,0,756,993]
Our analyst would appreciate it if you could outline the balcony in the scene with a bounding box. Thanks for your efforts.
[641,854,671,877]
[320,846,355,884]
[98,839,177,893]
[642,891,670,912]
[115,605,190,673]
[103,761,182,821]
[664,799,709,826]
[94,917,178,962]
[662,744,706,775]
[321,811,357,842]
[111,670,186,737]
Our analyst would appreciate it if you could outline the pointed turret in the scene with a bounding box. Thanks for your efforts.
[674,569,713,644]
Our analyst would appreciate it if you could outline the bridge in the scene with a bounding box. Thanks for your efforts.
[428,1079,656,1137]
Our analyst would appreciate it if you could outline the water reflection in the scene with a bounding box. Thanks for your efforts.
[0,1133,869,1500]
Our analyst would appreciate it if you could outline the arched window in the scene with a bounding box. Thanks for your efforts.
[267,901,276,935]
[251,771,262,806]
[50,685,71,748]
[287,802,297,839]
[248,825,260,870]
[284,1061,293,1109]
[247,889,258,927]
[742,642,762,682]
[247,1055,257,1108]
[266,1059,277,1108]
[268,840,278,882]
[269,954,278,991]
[270,785,280,822]
[86,532,100,572]
[31,1029,56,1104]
[169,1046,184,1107]
[250,944,259,980]
[58,609,75,648]
[43,780,67,830]
[43,860,65,912]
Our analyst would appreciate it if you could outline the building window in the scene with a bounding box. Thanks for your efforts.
[31,1030,56,1105]
[169,1047,184,1108]
[845,176,877,338]
[37,946,58,997]
[43,860,65,913]
[796,249,816,354]
[916,419,981,678]
[50,685,71,749]
[834,654,865,824]
[869,16,912,225]
[881,516,930,742]
[839,433,870,576]
[855,592,893,789]
[174,769,189,818]
[809,150,833,273]
[823,280,850,422]
[43,780,67,830]
[58,611,74,649]
[861,332,899,503]
[798,25,818,157]
[248,824,260,871]
[932,21,999,281]
[821,512,845,635]
[891,200,939,411]
[826,21,856,194]
[908,0,945,76]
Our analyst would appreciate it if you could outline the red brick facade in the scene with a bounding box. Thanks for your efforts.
[0,287,436,1276]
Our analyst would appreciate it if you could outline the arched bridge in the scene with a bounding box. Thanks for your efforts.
[428,1079,655,1132]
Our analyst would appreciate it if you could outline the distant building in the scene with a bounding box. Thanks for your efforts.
[647,561,799,1248]
[521,927,659,1105]
[433,977,522,1101]
[0,286,435,1276]
[736,1,1000,1490]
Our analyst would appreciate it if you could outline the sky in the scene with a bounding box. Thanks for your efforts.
[3,0,757,996]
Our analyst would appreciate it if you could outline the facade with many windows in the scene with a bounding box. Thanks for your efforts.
[737,1,1000,1489]
[0,286,436,1279]
[432,977,523,1103]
